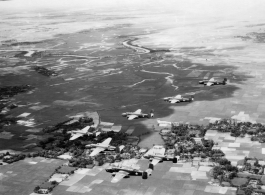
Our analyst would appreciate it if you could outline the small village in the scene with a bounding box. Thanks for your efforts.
[1,113,265,195]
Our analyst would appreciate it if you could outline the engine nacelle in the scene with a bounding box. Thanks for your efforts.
[142,171,148,179]
[146,168,153,176]
[163,97,170,101]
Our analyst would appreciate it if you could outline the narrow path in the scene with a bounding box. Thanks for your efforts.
[127,79,155,87]
[140,70,178,90]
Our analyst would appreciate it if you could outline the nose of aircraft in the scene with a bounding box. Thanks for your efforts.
[122,113,127,117]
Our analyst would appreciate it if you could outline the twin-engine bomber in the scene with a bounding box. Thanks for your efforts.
[86,137,115,156]
[106,161,152,182]
[122,109,154,120]
[199,77,227,86]
[163,95,194,104]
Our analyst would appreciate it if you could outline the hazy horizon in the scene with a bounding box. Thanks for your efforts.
[1,0,264,43]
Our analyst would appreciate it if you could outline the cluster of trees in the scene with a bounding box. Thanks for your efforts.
[170,119,265,140]
[0,85,34,100]
[33,66,58,77]
[161,119,265,150]
[209,119,265,139]
[34,118,139,168]
[171,124,208,138]
[38,134,72,149]
[42,118,78,133]
[122,145,140,154]
[0,117,19,128]
[1,152,26,164]
[162,124,208,147]
[34,183,56,194]
[69,153,115,167]
[96,131,128,146]
[35,148,67,159]
[212,166,238,181]
[164,132,194,148]
[37,117,97,158]
[0,103,17,111]
[67,144,140,168]
[37,136,91,159]
[69,156,94,168]
[206,149,225,159]
[212,158,238,182]
[0,85,33,125]
[165,135,218,159]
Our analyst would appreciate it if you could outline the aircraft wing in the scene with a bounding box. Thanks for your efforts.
[209,78,215,82]
[134,109,142,114]
[128,115,138,120]
[151,158,161,166]
[111,171,129,183]
[206,82,213,86]
[101,137,112,145]
[169,99,179,103]
[81,126,90,133]
[69,133,83,141]
[89,147,105,156]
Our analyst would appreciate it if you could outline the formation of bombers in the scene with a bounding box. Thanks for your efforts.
[87,77,228,181]
[122,77,227,119]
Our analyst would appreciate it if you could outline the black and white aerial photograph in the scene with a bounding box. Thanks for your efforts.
[1,0,265,194]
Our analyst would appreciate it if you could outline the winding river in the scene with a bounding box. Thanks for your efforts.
[122,39,150,54]
[123,38,178,90]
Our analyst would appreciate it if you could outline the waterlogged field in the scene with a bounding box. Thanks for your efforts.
[0,25,250,150]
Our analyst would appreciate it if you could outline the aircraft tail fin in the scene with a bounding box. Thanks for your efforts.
[189,95,194,101]
[149,109,154,118]
[223,78,227,84]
